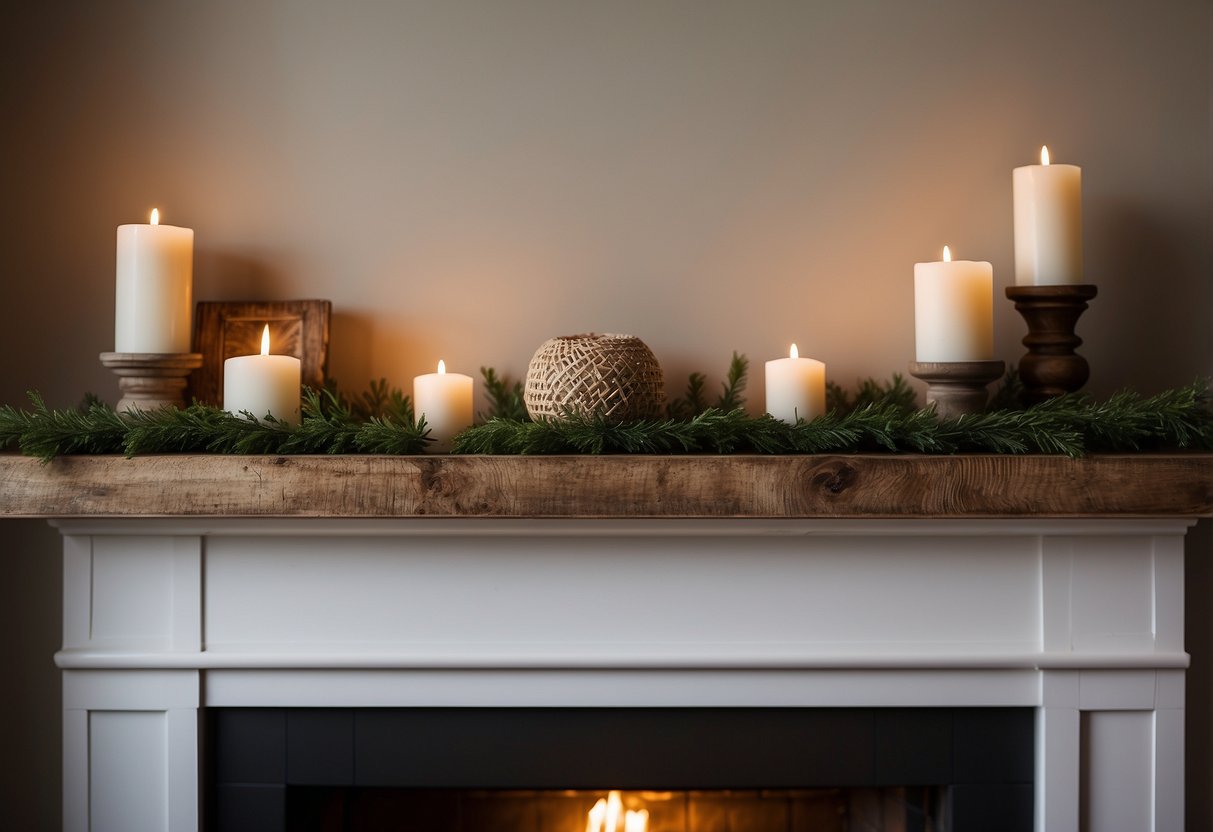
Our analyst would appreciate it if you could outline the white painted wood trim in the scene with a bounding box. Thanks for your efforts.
[202,668,1046,709]
[53,647,1193,670]
[51,516,1194,832]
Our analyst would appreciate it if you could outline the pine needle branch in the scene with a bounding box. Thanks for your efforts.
[828,375,918,416]
[0,402,34,451]
[666,353,749,419]
[123,405,292,456]
[10,392,129,461]
[279,387,363,453]
[666,372,708,420]
[716,352,749,411]
[479,367,529,422]
[354,415,432,454]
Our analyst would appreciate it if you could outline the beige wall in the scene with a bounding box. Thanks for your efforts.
[1,1,1209,828]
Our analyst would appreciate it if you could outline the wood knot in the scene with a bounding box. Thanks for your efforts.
[418,460,446,495]
[813,463,857,495]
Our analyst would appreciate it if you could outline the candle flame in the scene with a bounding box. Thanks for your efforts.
[943,245,952,262]
[789,343,799,360]
[150,208,160,225]
[437,359,446,374]
[625,810,650,832]
[1040,145,1050,166]
[260,324,270,356]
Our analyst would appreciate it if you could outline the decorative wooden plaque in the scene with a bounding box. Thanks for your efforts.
[189,300,331,406]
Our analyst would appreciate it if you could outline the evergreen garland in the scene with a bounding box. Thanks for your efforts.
[453,383,1213,458]
[2,366,1211,461]
[2,385,432,461]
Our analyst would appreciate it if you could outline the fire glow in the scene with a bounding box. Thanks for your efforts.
[586,791,648,832]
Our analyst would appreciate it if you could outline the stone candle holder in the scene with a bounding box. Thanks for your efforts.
[908,360,1006,419]
[1004,284,1097,404]
[99,352,203,413]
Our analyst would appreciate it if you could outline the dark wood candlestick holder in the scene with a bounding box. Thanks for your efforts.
[1004,284,1097,403]
[907,360,1006,419]
[99,352,203,412]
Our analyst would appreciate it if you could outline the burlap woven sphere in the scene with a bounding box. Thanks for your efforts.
[524,333,665,423]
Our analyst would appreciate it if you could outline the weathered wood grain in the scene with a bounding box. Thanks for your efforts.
[1,453,1211,519]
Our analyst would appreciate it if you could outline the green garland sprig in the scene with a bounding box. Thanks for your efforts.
[479,367,528,422]
[0,392,128,459]
[452,382,1213,458]
[1,386,432,461]
[826,373,918,415]
[666,352,750,419]
[3,369,1211,461]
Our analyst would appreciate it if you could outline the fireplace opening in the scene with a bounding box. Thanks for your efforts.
[208,708,1033,832]
[281,787,939,832]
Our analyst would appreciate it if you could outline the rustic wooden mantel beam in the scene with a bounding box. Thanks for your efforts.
[1,453,1211,519]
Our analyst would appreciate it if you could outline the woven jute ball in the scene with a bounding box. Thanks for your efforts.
[524,333,665,423]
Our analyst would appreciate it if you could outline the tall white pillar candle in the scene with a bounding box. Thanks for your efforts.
[115,208,194,353]
[914,246,994,362]
[765,344,826,423]
[223,325,301,425]
[1013,145,1083,285]
[414,360,474,451]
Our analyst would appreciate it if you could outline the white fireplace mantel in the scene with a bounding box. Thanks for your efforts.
[5,454,1210,832]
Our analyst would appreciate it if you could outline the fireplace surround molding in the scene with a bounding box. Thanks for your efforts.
[7,453,1210,832]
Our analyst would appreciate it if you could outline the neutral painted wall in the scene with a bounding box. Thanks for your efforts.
[1,1,1209,828]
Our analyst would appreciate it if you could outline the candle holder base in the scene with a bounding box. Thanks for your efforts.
[1005,284,1097,404]
[908,360,1006,419]
[99,352,203,413]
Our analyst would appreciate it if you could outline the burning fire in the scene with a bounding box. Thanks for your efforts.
[586,791,648,832]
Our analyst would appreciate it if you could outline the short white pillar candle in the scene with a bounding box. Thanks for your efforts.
[413,360,474,452]
[1013,145,1083,285]
[223,325,301,425]
[765,344,826,423]
[115,208,194,353]
[914,245,994,362]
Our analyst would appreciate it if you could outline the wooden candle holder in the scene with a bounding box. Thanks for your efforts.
[1004,284,1097,403]
[908,360,1006,419]
[99,352,203,412]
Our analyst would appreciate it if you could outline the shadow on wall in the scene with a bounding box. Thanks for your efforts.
[330,311,373,388]
[1089,202,1209,393]
[194,251,292,305]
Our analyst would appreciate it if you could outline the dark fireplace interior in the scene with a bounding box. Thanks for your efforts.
[207,708,1034,832]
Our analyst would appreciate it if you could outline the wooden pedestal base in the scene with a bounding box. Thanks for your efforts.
[1005,284,1097,404]
[99,352,203,412]
[907,360,1005,419]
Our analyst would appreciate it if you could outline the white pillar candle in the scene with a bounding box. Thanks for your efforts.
[223,325,301,425]
[765,344,826,423]
[914,245,994,362]
[413,360,474,452]
[115,208,194,353]
[1013,145,1083,285]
